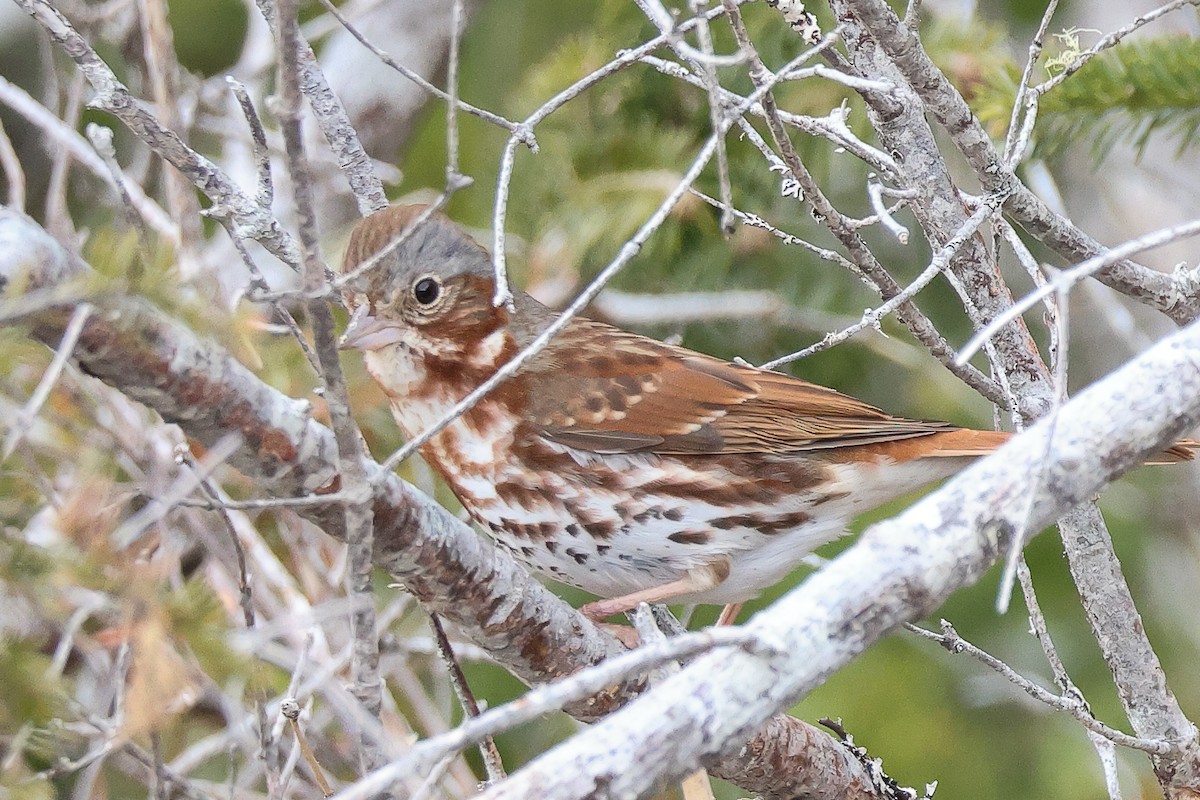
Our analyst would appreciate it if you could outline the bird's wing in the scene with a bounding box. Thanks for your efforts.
[516,319,961,456]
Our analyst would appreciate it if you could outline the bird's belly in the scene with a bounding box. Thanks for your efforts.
[477,483,841,602]
[444,440,857,603]
[666,456,970,604]
[423,422,964,606]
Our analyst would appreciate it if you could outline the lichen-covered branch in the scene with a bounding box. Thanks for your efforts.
[14,0,299,267]
[833,0,1200,324]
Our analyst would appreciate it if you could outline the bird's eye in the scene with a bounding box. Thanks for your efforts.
[412,276,441,306]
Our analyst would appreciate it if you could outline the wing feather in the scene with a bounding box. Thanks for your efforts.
[517,318,956,455]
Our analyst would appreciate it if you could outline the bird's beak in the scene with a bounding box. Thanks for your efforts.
[339,305,405,351]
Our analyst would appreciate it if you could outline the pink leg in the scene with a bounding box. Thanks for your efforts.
[579,559,731,621]
[715,602,744,627]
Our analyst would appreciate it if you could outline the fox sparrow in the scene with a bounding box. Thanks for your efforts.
[339,205,1194,622]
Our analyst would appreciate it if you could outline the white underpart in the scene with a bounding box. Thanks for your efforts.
[697,459,962,604]
[534,441,970,604]
[469,329,509,369]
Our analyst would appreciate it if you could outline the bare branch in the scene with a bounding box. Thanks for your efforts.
[1060,503,1200,790]
[276,0,385,775]
[722,1,1012,407]
[0,114,26,210]
[251,0,386,215]
[14,0,300,265]
[0,72,176,242]
[835,0,1200,323]
[1033,1,1200,96]
[908,620,1173,755]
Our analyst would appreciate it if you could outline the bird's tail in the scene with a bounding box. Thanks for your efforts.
[917,428,1197,465]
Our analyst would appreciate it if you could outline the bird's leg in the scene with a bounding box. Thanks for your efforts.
[715,602,744,627]
[579,558,731,621]
[596,622,642,649]
[680,769,717,800]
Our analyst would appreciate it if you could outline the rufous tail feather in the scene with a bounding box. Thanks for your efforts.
[921,429,1197,464]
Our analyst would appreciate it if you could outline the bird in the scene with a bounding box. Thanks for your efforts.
[338,204,1194,624]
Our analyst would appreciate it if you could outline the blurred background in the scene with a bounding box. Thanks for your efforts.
[1,0,1198,797]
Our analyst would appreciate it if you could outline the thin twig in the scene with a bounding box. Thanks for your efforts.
[184,455,257,629]
[43,71,83,244]
[761,188,1008,370]
[1033,0,1200,96]
[328,626,783,800]
[111,434,244,548]
[489,0,755,307]
[638,55,897,176]
[226,77,274,209]
[316,0,531,143]
[444,0,464,185]
[136,0,201,275]
[0,115,26,210]
[865,173,909,243]
[1016,561,1071,692]
[282,698,334,797]
[252,0,386,215]
[229,234,324,375]
[688,188,860,272]
[275,0,386,777]
[907,620,1175,756]
[409,755,457,800]
[678,0,735,233]
[216,80,320,376]
[16,0,301,265]
[3,302,92,461]
[85,123,153,252]
[1001,0,1058,167]
[429,613,507,784]
[0,73,175,240]
[959,218,1200,365]
[993,260,1068,615]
